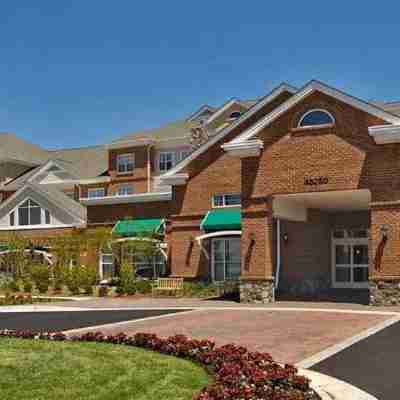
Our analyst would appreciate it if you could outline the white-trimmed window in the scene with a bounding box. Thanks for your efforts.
[213,193,241,208]
[176,150,190,162]
[159,152,175,172]
[88,188,105,198]
[100,252,115,279]
[117,184,133,196]
[298,109,335,128]
[9,199,51,226]
[117,153,135,174]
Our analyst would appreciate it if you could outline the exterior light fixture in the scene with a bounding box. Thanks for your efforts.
[282,233,289,243]
[380,225,390,238]
[249,232,256,242]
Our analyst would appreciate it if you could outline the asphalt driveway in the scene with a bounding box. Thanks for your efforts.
[0,309,187,332]
[312,320,400,400]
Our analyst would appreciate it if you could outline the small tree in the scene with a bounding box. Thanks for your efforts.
[118,261,136,295]
[31,264,50,294]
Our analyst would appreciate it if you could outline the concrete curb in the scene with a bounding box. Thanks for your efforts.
[302,369,378,400]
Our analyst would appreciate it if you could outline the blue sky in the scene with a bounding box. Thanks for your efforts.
[1,1,400,149]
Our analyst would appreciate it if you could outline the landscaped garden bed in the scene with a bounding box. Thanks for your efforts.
[0,329,321,400]
[0,294,71,306]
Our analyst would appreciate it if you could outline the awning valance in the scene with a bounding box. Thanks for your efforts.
[112,218,165,237]
[200,208,241,232]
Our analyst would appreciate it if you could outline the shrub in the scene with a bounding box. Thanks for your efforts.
[7,279,20,293]
[52,264,67,293]
[65,267,80,295]
[22,279,33,293]
[78,264,97,295]
[135,279,152,294]
[118,262,136,295]
[30,264,50,294]
[182,282,220,298]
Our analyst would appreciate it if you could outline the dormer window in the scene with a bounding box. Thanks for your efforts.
[159,152,175,172]
[117,153,135,174]
[298,109,335,128]
[229,111,242,120]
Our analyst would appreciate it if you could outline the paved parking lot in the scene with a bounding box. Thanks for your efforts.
[0,309,186,332]
[312,320,400,400]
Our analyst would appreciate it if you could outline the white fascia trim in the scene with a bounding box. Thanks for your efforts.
[80,191,172,206]
[27,160,67,183]
[204,99,241,125]
[196,230,242,243]
[187,105,216,122]
[230,80,400,144]
[28,183,86,223]
[222,139,264,158]
[0,184,85,225]
[74,176,111,185]
[106,138,155,150]
[0,223,84,231]
[160,83,297,179]
[159,173,189,186]
[368,124,400,144]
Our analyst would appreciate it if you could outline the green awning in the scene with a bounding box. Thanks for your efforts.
[200,209,241,232]
[113,218,165,237]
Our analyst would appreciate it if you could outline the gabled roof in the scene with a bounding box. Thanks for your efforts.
[49,145,108,178]
[160,82,297,181]
[0,133,49,165]
[227,80,400,145]
[2,146,108,190]
[187,105,217,122]
[111,120,195,144]
[0,182,86,227]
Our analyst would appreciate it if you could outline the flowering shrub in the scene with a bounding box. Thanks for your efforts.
[0,329,320,400]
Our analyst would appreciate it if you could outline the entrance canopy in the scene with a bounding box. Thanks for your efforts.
[273,189,371,222]
[112,218,165,237]
[200,208,241,232]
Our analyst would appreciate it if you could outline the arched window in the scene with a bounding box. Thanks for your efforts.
[298,109,335,128]
[229,111,241,119]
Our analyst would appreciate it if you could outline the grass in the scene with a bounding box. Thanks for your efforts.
[0,338,211,400]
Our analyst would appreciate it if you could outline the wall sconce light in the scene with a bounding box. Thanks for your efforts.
[282,233,289,243]
[380,225,390,239]
[249,232,256,243]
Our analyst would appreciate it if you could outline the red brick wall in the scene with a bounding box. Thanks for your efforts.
[87,201,172,225]
[241,90,400,280]
[170,91,293,278]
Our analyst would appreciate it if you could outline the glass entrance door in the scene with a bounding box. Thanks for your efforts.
[212,237,241,281]
[332,230,369,288]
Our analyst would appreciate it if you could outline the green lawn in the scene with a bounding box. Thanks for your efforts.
[0,338,210,400]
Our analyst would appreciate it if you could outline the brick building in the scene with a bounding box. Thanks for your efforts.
[1,80,400,305]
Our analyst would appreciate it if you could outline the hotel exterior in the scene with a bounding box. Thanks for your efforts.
[1,79,400,305]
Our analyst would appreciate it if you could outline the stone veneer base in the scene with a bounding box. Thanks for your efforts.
[239,279,275,304]
[369,279,400,306]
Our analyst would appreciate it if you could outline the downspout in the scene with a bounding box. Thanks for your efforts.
[147,144,153,192]
[275,218,281,289]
